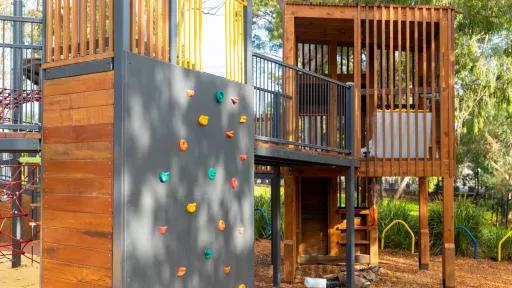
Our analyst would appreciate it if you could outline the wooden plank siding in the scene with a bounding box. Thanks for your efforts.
[284,3,456,178]
[42,71,114,287]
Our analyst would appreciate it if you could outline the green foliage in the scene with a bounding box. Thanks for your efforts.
[254,185,284,240]
[378,200,418,251]
[480,226,512,260]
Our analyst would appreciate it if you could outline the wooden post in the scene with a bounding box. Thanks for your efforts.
[418,177,430,270]
[271,166,281,287]
[283,172,297,283]
[442,176,455,287]
[368,178,379,266]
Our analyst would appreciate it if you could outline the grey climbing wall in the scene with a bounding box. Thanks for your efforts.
[122,52,254,288]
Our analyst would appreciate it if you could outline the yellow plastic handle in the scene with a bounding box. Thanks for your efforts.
[381,219,415,255]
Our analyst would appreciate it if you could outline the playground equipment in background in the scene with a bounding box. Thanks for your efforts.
[0,163,40,264]
[255,207,271,239]
[455,225,478,259]
[497,229,512,262]
[381,220,415,254]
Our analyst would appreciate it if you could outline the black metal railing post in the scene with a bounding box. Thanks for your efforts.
[345,84,354,153]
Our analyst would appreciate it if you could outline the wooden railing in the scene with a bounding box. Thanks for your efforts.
[45,0,114,68]
[130,0,170,62]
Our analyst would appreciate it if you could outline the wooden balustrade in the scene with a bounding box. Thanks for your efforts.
[130,0,170,62]
[45,0,114,68]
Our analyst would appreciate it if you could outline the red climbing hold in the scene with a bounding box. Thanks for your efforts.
[159,226,168,235]
[231,97,239,104]
[240,154,247,161]
[231,178,238,189]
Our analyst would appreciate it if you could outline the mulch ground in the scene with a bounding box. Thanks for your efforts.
[255,240,512,287]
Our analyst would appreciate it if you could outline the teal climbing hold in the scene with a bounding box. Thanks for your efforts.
[215,90,225,103]
[207,168,217,180]
[159,171,171,183]
[204,247,213,260]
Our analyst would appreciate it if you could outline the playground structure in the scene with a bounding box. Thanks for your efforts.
[0,0,467,288]
[0,0,43,269]
[280,2,458,288]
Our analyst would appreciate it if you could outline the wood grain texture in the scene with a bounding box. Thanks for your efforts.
[44,210,112,232]
[44,176,112,197]
[43,259,112,287]
[42,226,112,250]
[44,72,114,96]
[44,142,113,160]
[44,89,114,111]
[43,194,112,214]
[43,243,112,269]
[43,124,114,144]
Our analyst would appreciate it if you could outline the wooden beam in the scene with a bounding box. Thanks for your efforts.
[283,173,298,283]
[419,177,430,270]
[442,176,455,287]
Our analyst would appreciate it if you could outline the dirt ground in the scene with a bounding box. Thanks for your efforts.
[0,255,39,288]
[1,241,511,287]
[255,240,512,288]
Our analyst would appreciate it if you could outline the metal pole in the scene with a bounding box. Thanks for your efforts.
[11,0,23,269]
[345,84,355,287]
[271,166,281,287]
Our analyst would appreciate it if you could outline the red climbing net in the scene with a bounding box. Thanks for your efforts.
[0,164,40,264]
[0,89,42,124]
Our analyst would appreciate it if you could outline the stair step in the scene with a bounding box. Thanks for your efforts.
[337,240,370,245]
[336,208,370,215]
[336,226,369,231]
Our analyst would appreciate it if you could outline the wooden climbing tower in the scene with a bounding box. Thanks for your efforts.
[281,2,457,287]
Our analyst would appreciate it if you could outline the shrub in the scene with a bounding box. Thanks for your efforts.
[378,200,418,251]
[254,185,284,240]
[481,226,512,260]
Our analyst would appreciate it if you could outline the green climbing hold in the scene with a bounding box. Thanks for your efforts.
[204,247,213,260]
[207,168,217,180]
[159,171,171,183]
[215,90,225,103]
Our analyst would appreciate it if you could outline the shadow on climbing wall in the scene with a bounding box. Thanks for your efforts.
[122,52,254,288]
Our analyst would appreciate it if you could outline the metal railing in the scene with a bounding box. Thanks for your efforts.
[0,2,43,131]
[253,53,353,154]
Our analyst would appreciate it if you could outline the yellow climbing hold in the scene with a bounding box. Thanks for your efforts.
[177,266,187,277]
[238,284,246,288]
[186,89,195,97]
[186,202,197,213]
[239,116,247,123]
[198,115,209,126]
[218,220,226,231]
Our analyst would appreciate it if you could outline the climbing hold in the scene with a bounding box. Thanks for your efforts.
[186,202,197,213]
[177,267,187,277]
[231,97,239,105]
[218,220,226,232]
[186,89,195,97]
[207,168,217,180]
[231,178,238,190]
[204,247,213,260]
[237,226,245,235]
[159,226,168,235]
[225,130,235,139]
[159,171,171,183]
[240,154,247,161]
[179,139,188,152]
[198,115,209,126]
[223,266,231,274]
[239,116,247,123]
[215,90,225,103]
[238,284,246,288]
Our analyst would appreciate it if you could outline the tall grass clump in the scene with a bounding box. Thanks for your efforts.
[481,226,512,260]
[378,200,418,250]
[429,197,485,257]
[254,185,284,240]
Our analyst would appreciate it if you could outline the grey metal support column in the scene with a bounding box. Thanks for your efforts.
[345,83,355,287]
[113,0,130,286]
[244,0,252,84]
[11,0,23,269]
[169,0,177,64]
[271,166,281,287]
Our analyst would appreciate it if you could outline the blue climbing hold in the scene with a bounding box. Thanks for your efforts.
[215,90,225,103]
[207,168,217,180]
[159,171,171,183]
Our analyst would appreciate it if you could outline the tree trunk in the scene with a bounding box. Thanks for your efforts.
[393,177,410,201]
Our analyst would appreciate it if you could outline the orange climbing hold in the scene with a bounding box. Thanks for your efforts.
[177,267,187,277]
[186,89,195,97]
[179,139,188,152]
[231,97,239,104]
[198,115,209,126]
[218,220,226,231]
[223,266,231,274]
[225,130,235,138]
[240,154,247,161]
[159,226,168,235]
[231,178,238,189]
